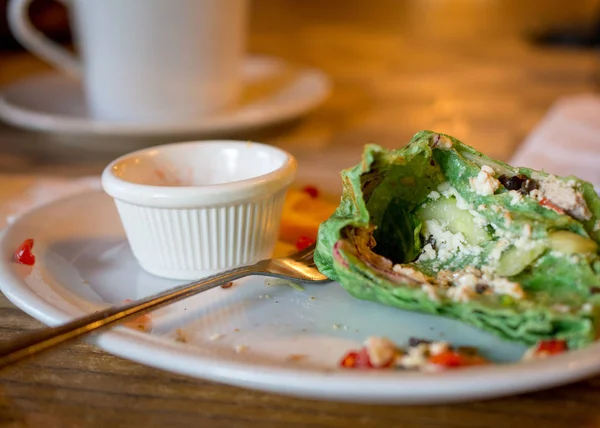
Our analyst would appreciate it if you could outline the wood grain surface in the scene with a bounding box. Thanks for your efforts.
[1,1,600,426]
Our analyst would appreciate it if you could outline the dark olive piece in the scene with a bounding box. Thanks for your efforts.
[498,173,538,195]
[475,283,489,294]
[424,235,437,250]
[408,337,432,347]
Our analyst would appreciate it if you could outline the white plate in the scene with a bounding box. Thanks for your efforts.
[0,56,330,148]
[1,191,600,404]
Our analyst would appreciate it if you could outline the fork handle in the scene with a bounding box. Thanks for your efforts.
[0,264,262,369]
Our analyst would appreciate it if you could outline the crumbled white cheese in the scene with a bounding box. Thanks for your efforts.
[509,190,523,205]
[473,214,489,229]
[235,344,248,353]
[509,227,540,254]
[470,165,500,196]
[464,265,483,276]
[486,276,524,300]
[437,182,471,210]
[428,190,441,200]
[582,303,593,313]
[421,283,440,302]
[447,281,476,302]
[432,134,453,149]
[438,181,452,193]
[482,165,496,175]
[393,264,432,283]
[364,336,397,367]
[478,204,487,211]
[209,333,224,341]
[396,344,429,369]
[442,264,525,301]
[429,341,450,356]
[458,273,479,288]
[421,219,467,261]
[417,243,437,262]
[488,238,510,262]
[569,254,582,264]
[536,176,591,220]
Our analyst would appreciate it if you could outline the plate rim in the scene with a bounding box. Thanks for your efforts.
[0,56,331,137]
[1,190,600,404]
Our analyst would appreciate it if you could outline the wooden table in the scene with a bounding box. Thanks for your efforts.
[1,1,600,426]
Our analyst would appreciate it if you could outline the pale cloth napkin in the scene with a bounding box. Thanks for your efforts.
[1,93,600,225]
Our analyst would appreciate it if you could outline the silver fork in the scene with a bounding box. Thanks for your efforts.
[0,244,328,369]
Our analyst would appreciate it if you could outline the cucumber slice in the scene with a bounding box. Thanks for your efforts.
[416,196,489,245]
[495,241,547,277]
[549,231,597,255]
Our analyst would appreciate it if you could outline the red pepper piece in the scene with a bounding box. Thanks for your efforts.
[539,198,565,215]
[536,339,567,355]
[340,350,359,368]
[295,235,315,251]
[14,239,35,266]
[355,347,373,368]
[428,350,465,368]
[339,347,373,369]
[428,350,487,368]
[302,185,319,198]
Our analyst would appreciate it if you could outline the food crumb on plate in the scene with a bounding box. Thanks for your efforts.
[332,324,341,330]
[209,333,224,341]
[121,299,152,332]
[340,336,488,371]
[286,354,308,362]
[235,345,248,353]
[234,328,240,332]
[220,281,233,289]
[310,296,316,301]
[175,328,188,343]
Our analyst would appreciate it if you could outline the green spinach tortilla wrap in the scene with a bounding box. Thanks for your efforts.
[315,130,600,349]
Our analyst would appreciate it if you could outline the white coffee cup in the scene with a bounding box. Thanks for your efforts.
[8,0,248,123]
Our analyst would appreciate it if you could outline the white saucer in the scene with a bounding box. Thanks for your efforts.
[2,190,600,404]
[0,56,330,143]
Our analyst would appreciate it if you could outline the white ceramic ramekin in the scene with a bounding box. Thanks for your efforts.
[101,140,297,280]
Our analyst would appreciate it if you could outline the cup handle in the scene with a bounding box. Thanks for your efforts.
[8,0,81,78]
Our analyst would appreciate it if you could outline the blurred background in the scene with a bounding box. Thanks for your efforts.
[1,0,600,187]
[0,0,600,50]
[2,0,600,49]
